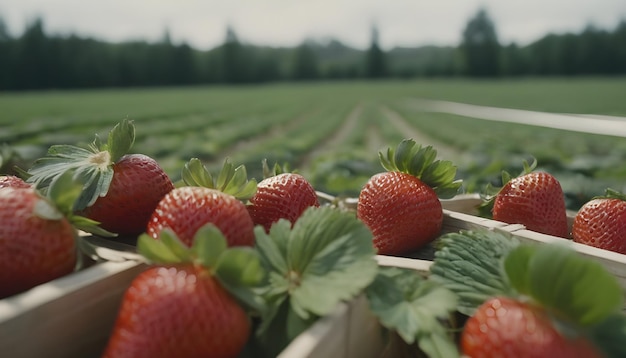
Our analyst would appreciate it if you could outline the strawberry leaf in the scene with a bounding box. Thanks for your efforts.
[429,230,520,316]
[107,118,135,162]
[365,266,459,358]
[287,207,378,318]
[587,313,626,358]
[191,224,227,267]
[504,243,624,327]
[254,206,378,351]
[137,230,186,264]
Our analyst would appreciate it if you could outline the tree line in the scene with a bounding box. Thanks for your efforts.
[0,9,625,91]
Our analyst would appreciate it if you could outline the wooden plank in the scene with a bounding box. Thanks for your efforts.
[0,260,146,358]
[280,258,433,358]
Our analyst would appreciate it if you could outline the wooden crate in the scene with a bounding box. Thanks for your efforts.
[279,257,432,358]
[0,260,146,358]
[2,194,625,357]
[439,193,626,293]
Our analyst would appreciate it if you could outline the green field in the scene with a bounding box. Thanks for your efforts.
[2,77,626,209]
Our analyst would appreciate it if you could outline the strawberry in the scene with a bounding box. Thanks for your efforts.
[357,139,462,255]
[102,225,264,358]
[146,158,256,247]
[247,161,319,233]
[0,175,31,189]
[572,188,626,254]
[24,119,174,236]
[0,171,111,298]
[462,296,602,358]
[479,160,569,238]
[432,230,626,358]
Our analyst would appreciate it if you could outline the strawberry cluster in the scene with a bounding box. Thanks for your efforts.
[1,120,625,357]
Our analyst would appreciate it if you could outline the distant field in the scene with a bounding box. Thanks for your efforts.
[1,77,625,209]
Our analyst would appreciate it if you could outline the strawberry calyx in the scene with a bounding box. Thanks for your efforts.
[137,223,266,313]
[32,168,116,237]
[593,187,626,201]
[476,158,537,217]
[24,118,135,211]
[181,157,257,200]
[379,139,462,199]
[260,158,293,179]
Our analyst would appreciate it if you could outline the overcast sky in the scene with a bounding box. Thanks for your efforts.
[1,0,625,50]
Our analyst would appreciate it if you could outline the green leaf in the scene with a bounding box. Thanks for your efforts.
[136,231,187,264]
[108,118,135,162]
[588,313,626,358]
[181,157,257,200]
[70,214,117,237]
[47,169,83,216]
[255,222,290,276]
[365,267,458,355]
[597,188,626,201]
[287,207,378,318]
[429,230,519,316]
[502,244,535,295]
[214,246,267,314]
[254,206,378,352]
[215,247,265,287]
[181,158,215,188]
[191,224,227,267]
[506,243,624,327]
[160,229,193,261]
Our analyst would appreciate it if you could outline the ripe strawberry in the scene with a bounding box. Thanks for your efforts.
[78,154,174,235]
[462,296,601,358]
[357,140,462,255]
[25,119,174,236]
[103,226,263,358]
[0,186,76,298]
[247,161,319,233]
[572,188,626,254]
[479,160,569,238]
[0,170,111,298]
[147,158,256,247]
[0,175,31,189]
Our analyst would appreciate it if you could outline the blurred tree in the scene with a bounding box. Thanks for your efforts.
[14,18,51,89]
[290,42,320,80]
[460,8,501,77]
[499,43,528,76]
[218,25,249,83]
[365,24,387,78]
[0,14,15,88]
[613,20,626,73]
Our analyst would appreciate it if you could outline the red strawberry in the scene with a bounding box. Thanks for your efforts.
[247,161,319,233]
[25,119,174,236]
[480,161,569,238]
[462,296,601,358]
[147,158,256,247]
[0,170,114,298]
[103,227,262,358]
[0,187,76,298]
[147,186,255,247]
[0,175,31,189]
[357,140,462,255]
[572,188,626,254]
[79,154,174,235]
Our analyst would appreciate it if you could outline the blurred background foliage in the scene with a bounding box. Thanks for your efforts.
[0,8,625,91]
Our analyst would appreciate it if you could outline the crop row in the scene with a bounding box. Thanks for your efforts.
[2,82,625,210]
